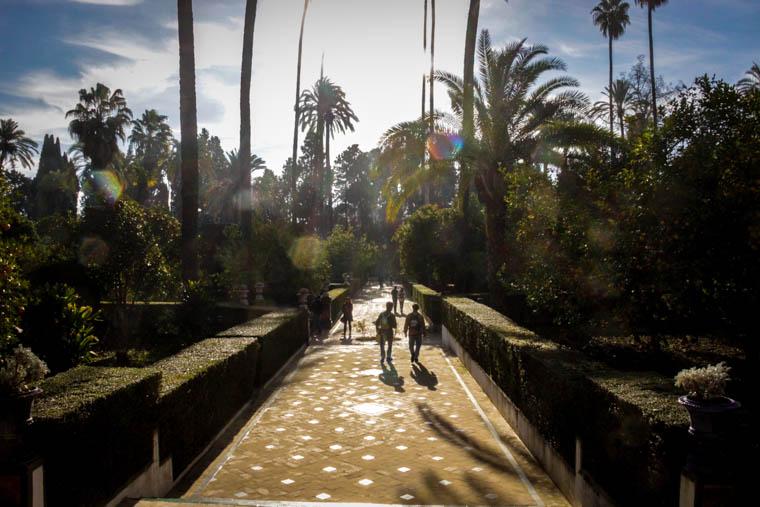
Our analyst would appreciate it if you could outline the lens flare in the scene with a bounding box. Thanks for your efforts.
[427,133,464,161]
[288,235,324,270]
[92,170,124,204]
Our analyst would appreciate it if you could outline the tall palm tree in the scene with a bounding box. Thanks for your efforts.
[177,0,199,281]
[239,0,258,240]
[66,83,133,171]
[737,62,760,95]
[460,0,481,214]
[299,76,358,232]
[0,119,38,171]
[128,109,174,205]
[291,0,311,224]
[634,0,668,128]
[592,0,631,136]
[435,31,590,292]
[589,79,632,139]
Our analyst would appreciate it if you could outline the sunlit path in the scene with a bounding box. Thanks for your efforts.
[137,285,568,506]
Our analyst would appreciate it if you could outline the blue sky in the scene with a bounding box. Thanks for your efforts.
[1,0,758,175]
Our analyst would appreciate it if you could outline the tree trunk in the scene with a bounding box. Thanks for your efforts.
[325,127,333,232]
[608,35,614,137]
[648,6,658,129]
[619,106,625,139]
[421,73,426,119]
[291,0,310,225]
[483,189,507,297]
[178,0,199,282]
[460,0,480,215]
[424,0,435,207]
[239,0,258,242]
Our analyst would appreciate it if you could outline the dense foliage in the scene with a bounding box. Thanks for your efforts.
[501,78,759,348]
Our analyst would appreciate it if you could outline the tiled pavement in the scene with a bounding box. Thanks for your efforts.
[139,286,568,507]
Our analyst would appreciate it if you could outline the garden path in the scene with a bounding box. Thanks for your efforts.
[136,285,568,506]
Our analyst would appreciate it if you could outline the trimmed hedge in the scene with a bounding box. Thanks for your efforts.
[155,336,260,476]
[328,287,349,324]
[411,284,442,329]
[32,366,161,507]
[442,297,689,507]
[217,309,307,385]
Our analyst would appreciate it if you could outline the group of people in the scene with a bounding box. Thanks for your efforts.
[374,299,426,364]
[309,283,428,364]
[306,290,332,337]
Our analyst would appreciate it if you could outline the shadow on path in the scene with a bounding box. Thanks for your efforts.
[411,361,439,390]
[379,361,405,392]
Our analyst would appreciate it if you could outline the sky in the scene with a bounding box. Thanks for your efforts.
[1,0,759,176]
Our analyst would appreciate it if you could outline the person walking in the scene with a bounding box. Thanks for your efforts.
[341,297,354,339]
[391,286,399,314]
[374,302,397,363]
[404,303,427,363]
[309,291,322,337]
[398,286,406,314]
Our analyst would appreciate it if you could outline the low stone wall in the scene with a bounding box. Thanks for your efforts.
[442,297,689,507]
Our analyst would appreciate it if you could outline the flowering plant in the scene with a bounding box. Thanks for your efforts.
[0,345,49,396]
[674,362,731,401]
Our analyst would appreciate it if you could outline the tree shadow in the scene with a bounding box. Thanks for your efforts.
[411,361,438,390]
[416,402,525,475]
[379,361,405,392]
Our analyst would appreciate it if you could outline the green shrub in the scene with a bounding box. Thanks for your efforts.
[442,297,689,506]
[322,226,379,283]
[21,283,100,373]
[156,337,260,476]
[32,366,160,507]
[411,284,442,329]
[393,205,486,291]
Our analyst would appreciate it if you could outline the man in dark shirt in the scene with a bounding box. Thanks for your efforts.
[404,304,427,363]
[391,286,399,314]
[374,302,397,363]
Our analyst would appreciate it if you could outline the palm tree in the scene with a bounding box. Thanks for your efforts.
[66,83,133,171]
[592,0,631,136]
[461,0,481,214]
[239,0,258,240]
[737,62,760,94]
[634,0,668,128]
[435,31,590,293]
[0,119,38,171]
[178,0,199,282]
[299,76,358,232]
[589,79,632,139]
[128,109,174,206]
[291,0,311,224]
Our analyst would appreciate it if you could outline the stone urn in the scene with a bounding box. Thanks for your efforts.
[254,282,265,303]
[0,387,42,462]
[342,273,352,287]
[230,284,249,306]
[678,395,741,437]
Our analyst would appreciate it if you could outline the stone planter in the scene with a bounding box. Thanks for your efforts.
[0,388,42,462]
[230,285,249,306]
[678,395,741,436]
[254,282,265,303]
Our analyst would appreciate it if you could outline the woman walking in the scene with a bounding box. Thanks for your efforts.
[341,297,354,339]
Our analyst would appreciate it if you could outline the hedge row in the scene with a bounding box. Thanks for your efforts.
[218,309,307,384]
[156,337,260,476]
[32,367,161,507]
[328,287,349,324]
[30,310,307,505]
[442,297,689,507]
[411,284,442,329]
